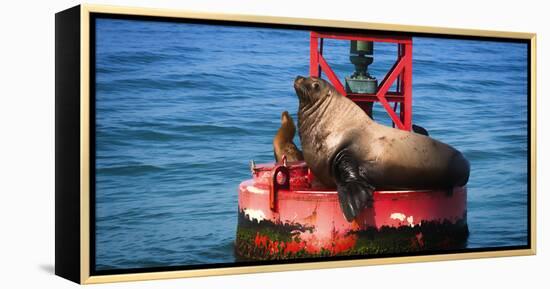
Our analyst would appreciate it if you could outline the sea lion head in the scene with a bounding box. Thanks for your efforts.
[281,110,291,123]
[280,111,296,136]
[294,76,333,108]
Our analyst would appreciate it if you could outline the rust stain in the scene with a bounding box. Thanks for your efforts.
[303,202,318,224]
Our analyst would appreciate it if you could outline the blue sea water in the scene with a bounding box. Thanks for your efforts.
[94,18,529,270]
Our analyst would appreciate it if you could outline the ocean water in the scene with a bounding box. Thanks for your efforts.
[94,18,529,270]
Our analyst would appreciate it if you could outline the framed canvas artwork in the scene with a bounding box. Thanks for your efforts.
[55,4,536,284]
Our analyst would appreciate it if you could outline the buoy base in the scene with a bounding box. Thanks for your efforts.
[235,210,468,260]
[236,161,468,260]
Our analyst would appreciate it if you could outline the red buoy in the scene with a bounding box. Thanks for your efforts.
[235,160,467,260]
[235,31,468,260]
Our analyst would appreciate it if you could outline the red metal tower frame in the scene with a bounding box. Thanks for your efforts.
[309,31,413,131]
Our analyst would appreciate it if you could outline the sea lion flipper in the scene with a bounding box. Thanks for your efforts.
[412,124,429,136]
[332,148,375,222]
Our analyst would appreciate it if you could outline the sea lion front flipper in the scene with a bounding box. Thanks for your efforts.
[331,148,375,222]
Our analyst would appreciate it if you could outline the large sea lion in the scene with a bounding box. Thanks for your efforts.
[294,76,470,221]
[273,111,304,163]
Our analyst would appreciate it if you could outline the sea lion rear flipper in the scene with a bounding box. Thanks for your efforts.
[412,124,429,136]
[332,148,375,222]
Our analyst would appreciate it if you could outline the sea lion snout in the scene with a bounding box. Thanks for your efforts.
[281,111,290,122]
[294,76,305,89]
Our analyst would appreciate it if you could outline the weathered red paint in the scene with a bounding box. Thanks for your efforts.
[238,161,467,255]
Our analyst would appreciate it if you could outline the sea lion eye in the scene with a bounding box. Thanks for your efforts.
[311,82,319,89]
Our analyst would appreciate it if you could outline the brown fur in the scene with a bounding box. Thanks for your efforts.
[294,76,470,189]
[273,111,304,162]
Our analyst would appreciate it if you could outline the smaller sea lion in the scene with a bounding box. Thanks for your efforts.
[273,111,304,163]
